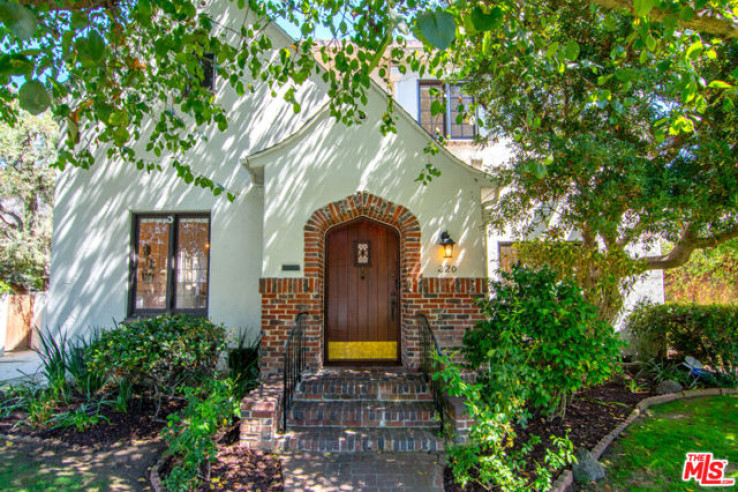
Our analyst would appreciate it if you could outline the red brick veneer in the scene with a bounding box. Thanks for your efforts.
[258,192,488,378]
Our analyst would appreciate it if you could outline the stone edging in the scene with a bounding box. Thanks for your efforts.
[547,387,738,492]
[150,451,169,492]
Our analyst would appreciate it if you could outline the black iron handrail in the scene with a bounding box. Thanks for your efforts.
[282,311,308,432]
[418,313,445,430]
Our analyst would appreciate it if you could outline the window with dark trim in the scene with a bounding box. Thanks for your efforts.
[200,53,215,92]
[183,53,216,97]
[498,242,519,273]
[129,213,211,318]
[418,81,476,139]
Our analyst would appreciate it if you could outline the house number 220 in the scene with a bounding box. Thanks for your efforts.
[437,265,458,274]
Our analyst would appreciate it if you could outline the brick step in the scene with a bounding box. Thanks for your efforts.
[288,400,439,428]
[296,371,432,402]
[278,427,445,453]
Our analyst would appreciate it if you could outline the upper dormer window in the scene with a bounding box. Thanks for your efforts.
[184,53,215,97]
[200,53,215,92]
[419,81,476,140]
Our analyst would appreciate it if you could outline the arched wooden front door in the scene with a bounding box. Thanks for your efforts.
[325,218,400,364]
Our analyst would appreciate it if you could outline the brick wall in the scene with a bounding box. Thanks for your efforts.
[258,192,488,378]
[259,278,321,377]
[405,278,488,360]
[239,379,283,450]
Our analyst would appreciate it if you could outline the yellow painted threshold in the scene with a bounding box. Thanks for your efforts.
[328,341,397,360]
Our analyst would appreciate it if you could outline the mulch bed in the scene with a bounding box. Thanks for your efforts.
[1,394,284,490]
[196,446,283,491]
[444,382,656,491]
[2,382,653,491]
[0,396,182,447]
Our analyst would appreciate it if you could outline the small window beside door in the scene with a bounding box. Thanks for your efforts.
[129,213,211,318]
[497,242,519,273]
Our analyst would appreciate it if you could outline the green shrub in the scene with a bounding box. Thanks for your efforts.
[627,303,738,379]
[437,356,575,491]
[227,331,260,401]
[162,378,241,491]
[463,265,624,419]
[87,314,226,414]
[437,265,623,490]
[34,328,71,403]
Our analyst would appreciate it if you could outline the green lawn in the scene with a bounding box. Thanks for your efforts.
[582,395,738,491]
[0,438,158,491]
[0,441,111,491]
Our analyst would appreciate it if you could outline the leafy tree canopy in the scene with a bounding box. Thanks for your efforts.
[0,0,736,270]
[0,108,56,292]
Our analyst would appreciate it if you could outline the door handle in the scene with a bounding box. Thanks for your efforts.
[391,298,396,321]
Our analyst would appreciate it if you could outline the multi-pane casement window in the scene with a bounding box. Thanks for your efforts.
[418,81,476,139]
[129,213,211,318]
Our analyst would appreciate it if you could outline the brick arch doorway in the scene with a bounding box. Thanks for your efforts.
[303,192,422,370]
[324,217,401,365]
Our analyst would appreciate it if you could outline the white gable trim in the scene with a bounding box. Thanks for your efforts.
[239,35,489,179]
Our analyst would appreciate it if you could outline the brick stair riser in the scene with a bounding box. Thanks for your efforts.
[278,434,444,453]
[297,381,432,402]
[288,401,438,428]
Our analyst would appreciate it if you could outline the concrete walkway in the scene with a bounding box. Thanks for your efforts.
[281,452,445,492]
[0,350,42,386]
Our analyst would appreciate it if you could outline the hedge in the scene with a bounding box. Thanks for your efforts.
[627,303,738,369]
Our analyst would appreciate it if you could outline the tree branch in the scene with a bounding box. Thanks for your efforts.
[0,207,24,232]
[588,0,738,39]
[18,0,117,11]
[645,223,738,270]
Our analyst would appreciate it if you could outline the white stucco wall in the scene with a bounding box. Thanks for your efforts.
[46,19,331,339]
[251,89,489,279]
[47,162,265,338]
[47,14,492,340]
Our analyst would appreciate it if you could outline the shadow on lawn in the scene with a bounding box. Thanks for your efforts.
[0,437,163,491]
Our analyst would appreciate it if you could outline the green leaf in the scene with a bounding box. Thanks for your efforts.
[645,34,657,51]
[545,42,559,60]
[87,30,106,62]
[707,80,732,89]
[634,0,655,17]
[0,1,37,40]
[470,6,502,32]
[686,40,702,60]
[0,54,33,76]
[112,126,130,146]
[534,162,547,179]
[565,40,580,61]
[416,10,456,50]
[66,117,79,144]
[18,80,51,115]
[603,15,617,32]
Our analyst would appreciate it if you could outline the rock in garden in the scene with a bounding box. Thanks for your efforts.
[573,448,606,484]
[656,380,683,395]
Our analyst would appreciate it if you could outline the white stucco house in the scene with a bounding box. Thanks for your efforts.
[42,4,665,452]
[45,6,662,376]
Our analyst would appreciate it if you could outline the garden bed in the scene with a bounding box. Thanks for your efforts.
[0,396,181,447]
[0,394,285,491]
[444,382,656,492]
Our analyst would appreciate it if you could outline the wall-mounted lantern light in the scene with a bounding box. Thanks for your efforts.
[439,231,455,259]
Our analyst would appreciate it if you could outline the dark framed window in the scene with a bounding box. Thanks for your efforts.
[183,53,215,96]
[497,241,519,273]
[129,213,211,318]
[200,53,216,92]
[418,81,476,139]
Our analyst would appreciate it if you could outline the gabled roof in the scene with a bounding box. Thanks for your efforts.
[242,24,489,181]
